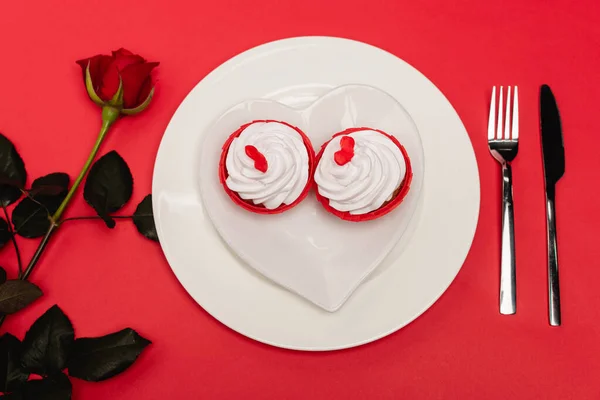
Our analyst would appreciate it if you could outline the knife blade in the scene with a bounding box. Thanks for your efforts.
[541,85,565,185]
[540,84,564,326]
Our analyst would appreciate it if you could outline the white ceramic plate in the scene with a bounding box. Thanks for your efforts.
[198,84,424,311]
[153,37,480,351]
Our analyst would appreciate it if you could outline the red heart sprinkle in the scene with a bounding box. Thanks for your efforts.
[334,150,353,165]
[340,135,355,152]
[334,135,355,166]
[245,145,268,173]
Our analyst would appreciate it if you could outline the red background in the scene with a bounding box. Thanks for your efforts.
[1,0,599,398]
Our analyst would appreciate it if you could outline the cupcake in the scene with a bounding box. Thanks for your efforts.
[219,120,315,214]
[314,127,412,221]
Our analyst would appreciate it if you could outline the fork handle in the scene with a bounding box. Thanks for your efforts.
[500,163,516,315]
[546,186,561,326]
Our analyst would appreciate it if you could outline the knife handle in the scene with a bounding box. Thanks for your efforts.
[500,163,516,315]
[546,187,561,326]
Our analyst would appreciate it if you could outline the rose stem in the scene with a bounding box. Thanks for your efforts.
[24,106,119,280]
[0,107,118,329]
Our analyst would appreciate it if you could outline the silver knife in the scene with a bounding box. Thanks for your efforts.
[540,84,565,326]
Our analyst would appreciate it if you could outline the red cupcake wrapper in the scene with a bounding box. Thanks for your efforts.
[314,127,413,222]
[219,120,316,214]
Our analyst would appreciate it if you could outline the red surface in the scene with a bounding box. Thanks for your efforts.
[1,0,599,398]
[219,120,315,214]
[315,128,413,222]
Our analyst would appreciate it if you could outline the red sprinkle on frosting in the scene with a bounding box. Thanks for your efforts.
[334,135,355,166]
[245,145,268,173]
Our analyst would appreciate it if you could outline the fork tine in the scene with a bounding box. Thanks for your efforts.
[488,86,496,140]
[497,86,503,140]
[504,86,511,140]
[512,86,519,140]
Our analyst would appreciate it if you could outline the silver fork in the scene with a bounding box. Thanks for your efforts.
[488,86,519,315]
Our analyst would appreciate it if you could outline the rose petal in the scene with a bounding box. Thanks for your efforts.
[75,58,90,79]
[99,60,121,101]
[137,77,153,105]
[76,54,112,92]
[117,55,144,71]
[112,48,135,58]
[120,62,159,108]
[112,49,144,71]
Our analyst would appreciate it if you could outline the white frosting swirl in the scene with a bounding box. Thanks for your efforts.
[225,121,310,210]
[314,130,407,215]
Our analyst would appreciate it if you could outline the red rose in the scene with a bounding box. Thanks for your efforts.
[76,48,159,111]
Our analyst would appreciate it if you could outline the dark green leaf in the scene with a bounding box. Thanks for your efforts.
[0,134,26,207]
[83,151,133,229]
[18,373,71,400]
[132,195,158,242]
[68,328,150,382]
[11,172,69,238]
[0,218,10,248]
[0,280,42,314]
[11,194,63,238]
[29,173,70,197]
[21,305,74,376]
[0,334,29,392]
[0,267,6,284]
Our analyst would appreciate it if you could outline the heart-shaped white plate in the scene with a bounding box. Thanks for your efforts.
[198,84,424,311]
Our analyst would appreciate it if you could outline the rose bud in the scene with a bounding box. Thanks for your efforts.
[76,48,159,117]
